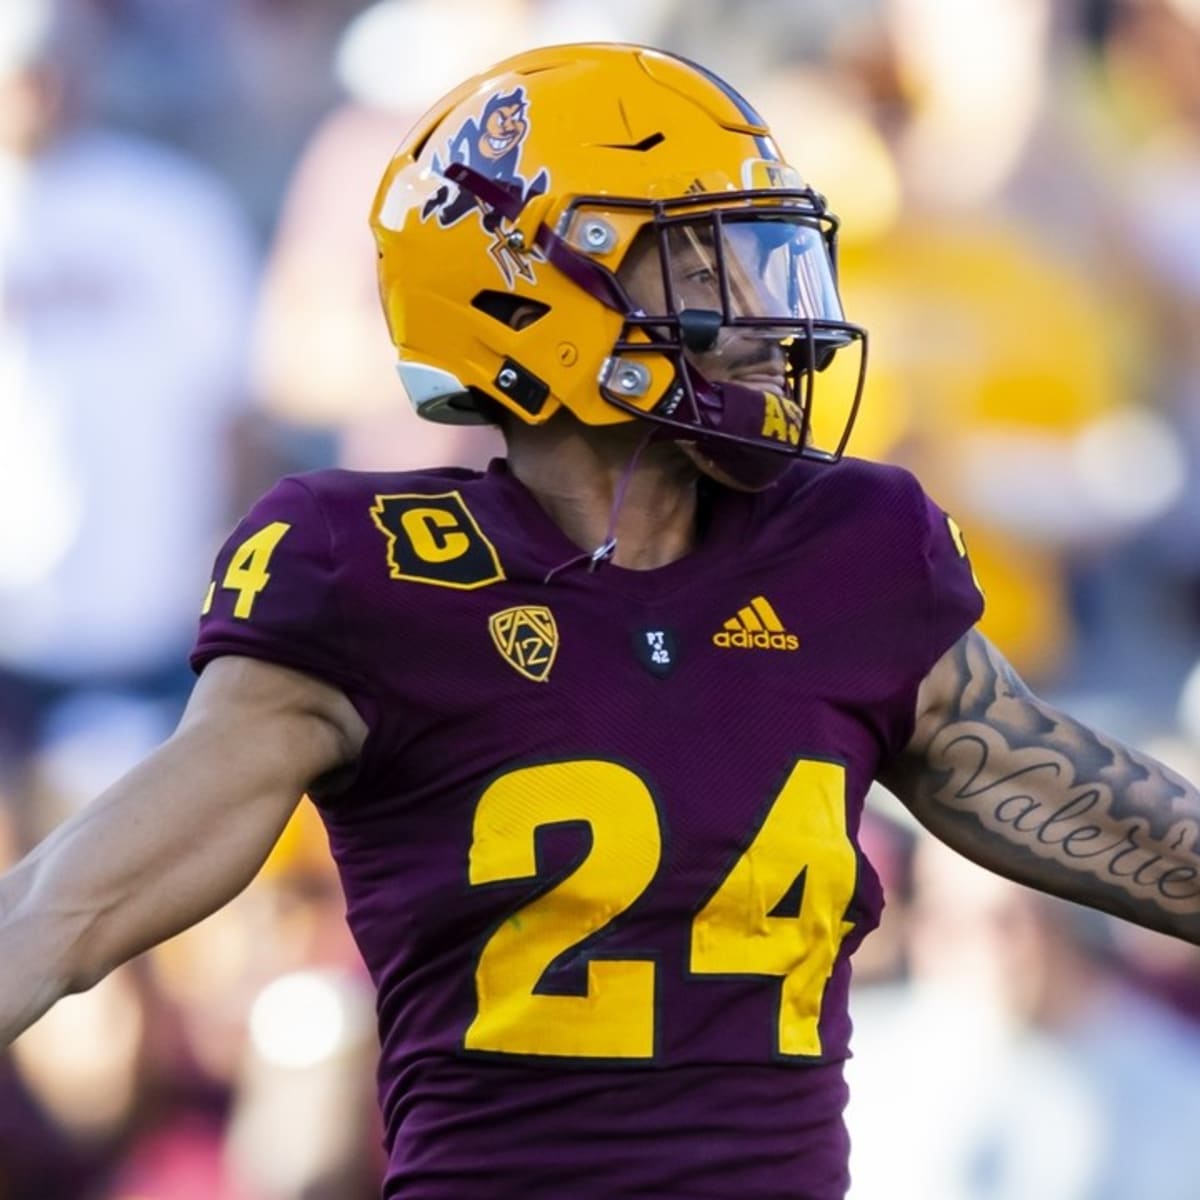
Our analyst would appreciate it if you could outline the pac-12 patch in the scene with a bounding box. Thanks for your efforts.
[489,605,558,682]
[633,628,677,678]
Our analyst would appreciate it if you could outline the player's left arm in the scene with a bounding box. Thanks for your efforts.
[881,628,1200,942]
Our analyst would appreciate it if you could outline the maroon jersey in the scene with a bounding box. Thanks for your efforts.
[192,456,982,1199]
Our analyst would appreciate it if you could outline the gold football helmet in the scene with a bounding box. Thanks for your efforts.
[370,43,866,475]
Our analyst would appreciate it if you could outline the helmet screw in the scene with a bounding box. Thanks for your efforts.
[558,343,578,367]
[581,219,616,254]
[610,360,650,396]
[497,367,519,390]
[505,229,526,250]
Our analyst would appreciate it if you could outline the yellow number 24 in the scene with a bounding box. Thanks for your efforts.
[466,758,857,1061]
[202,521,291,621]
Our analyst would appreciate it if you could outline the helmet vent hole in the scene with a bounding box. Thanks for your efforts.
[631,131,665,151]
[599,132,666,152]
[471,290,550,331]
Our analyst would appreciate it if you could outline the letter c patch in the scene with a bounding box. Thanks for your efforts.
[371,491,505,589]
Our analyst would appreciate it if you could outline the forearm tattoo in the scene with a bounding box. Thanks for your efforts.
[894,631,1200,939]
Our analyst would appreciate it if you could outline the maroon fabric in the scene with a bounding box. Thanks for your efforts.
[192,456,983,1199]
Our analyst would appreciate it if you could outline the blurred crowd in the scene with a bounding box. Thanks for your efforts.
[2,0,1200,1197]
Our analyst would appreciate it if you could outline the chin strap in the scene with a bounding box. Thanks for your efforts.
[542,425,660,584]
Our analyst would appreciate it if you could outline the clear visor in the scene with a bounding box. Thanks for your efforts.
[663,215,844,325]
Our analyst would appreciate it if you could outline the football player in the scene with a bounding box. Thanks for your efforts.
[3,44,1200,1200]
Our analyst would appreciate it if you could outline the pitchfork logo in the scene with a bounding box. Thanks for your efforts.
[488,605,559,683]
[421,86,550,286]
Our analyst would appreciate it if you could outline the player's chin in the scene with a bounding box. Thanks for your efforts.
[676,440,792,492]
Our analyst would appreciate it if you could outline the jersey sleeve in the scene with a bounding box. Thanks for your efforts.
[190,476,378,721]
[879,477,985,758]
[919,490,985,669]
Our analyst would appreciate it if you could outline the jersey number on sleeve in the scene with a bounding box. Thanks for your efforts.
[202,521,292,620]
[466,757,856,1061]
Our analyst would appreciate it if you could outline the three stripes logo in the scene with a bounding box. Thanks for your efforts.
[713,595,799,652]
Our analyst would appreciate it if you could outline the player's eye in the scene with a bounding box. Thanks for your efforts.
[686,267,716,285]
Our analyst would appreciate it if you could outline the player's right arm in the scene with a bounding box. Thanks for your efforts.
[0,654,366,1046]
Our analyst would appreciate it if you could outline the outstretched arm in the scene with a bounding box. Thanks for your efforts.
[881,629,1200,941]
[0,655,367,1045]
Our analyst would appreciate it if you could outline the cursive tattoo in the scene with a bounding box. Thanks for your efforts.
[884,631,1200,938]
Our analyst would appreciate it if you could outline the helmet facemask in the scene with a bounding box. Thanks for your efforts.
[541,190,869,489]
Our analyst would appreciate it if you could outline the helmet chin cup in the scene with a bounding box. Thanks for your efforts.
[677,440,795,492]
[678,364,801,490]
[688,369,797,439]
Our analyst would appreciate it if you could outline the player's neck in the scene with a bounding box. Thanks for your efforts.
[504,416,701,570]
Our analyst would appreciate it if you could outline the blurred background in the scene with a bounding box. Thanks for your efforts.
[2,0,1200,1196]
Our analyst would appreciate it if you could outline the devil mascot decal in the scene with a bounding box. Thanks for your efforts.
[422,86,550,285]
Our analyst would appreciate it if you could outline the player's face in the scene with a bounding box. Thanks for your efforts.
[618,223,783,393]
[617,217,843,394]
